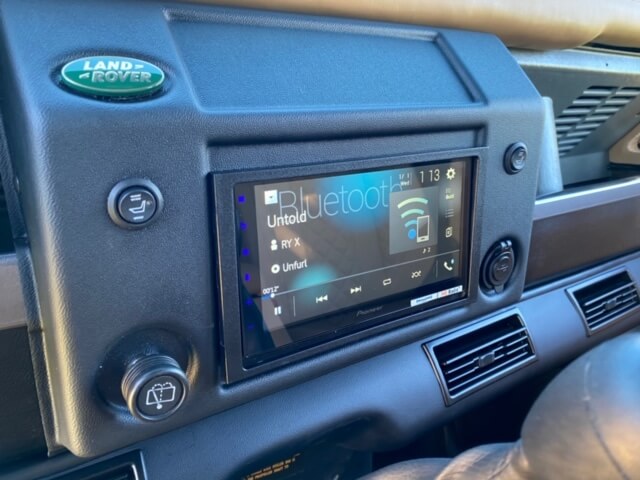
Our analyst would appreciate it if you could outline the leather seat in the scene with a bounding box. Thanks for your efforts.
[362,332,640,479]
[360,458,449,480]
[362,444,525,480]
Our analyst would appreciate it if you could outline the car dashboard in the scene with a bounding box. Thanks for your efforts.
[0,1,639,479]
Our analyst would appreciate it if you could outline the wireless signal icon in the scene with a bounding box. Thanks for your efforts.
[397,197,430,242]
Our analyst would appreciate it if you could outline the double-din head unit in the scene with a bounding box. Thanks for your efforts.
[235,158,472,366]
[215,155,475,376]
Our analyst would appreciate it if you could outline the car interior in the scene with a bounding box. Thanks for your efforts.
[1,0,640,479]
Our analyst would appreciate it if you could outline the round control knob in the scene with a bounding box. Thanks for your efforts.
[116,187,158,225]
[107,178,164,229]
[121,355,188,421]
[481,240,515,293]
[492,253,514,284]
[504,142,528,175]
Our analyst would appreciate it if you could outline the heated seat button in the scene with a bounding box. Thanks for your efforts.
[107,178,164,229]
[504,142,528,174]
[117,187,157,224]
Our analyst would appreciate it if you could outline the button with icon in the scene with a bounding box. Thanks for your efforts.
[315,294,329,303]
[264,189,278,205]
[439,252,459,279]
[121,355,188,421]
[446,168,456,181]
[108,178,164,229]
[445,188,455,201]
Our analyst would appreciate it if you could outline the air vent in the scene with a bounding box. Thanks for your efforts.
[86,466,137,480]
[47,451,144,480]
[425,312,536,405]
[568,270,640,334]
[0,175,15,253]
[555,85,640,156]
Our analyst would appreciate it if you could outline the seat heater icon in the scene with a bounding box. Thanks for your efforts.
[127,194,149,221]
[145,382,177,410]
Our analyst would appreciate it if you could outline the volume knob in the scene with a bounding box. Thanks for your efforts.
[121,355,189,421]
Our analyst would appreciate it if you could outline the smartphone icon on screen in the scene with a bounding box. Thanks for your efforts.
[416,215,430,243]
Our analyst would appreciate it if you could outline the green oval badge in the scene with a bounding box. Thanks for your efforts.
[60,56,165,99]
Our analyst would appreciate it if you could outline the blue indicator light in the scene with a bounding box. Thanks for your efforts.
[247,323,256,331]
[245,299,253,306]
[244,273,251,282]
[240,222,248,231]
[238,195,246,203]
[242,248,250,256]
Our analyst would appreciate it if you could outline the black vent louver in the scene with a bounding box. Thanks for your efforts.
[425,312,536,405]
[555,86,640,156]
[0,174,14,253]
[48,451,143,480]
[569,270,640,334]
[51,465,138,480]
[96,465,138,480]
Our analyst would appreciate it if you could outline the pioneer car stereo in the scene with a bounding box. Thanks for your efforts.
[230,157,473,367]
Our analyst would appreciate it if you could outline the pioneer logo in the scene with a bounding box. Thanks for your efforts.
[356,305,384,317]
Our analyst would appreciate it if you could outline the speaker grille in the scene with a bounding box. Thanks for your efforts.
[555,86,640,156]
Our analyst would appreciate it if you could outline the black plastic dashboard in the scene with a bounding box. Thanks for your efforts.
[0,1,639,479]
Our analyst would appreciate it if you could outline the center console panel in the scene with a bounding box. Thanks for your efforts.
[0,0,544,458]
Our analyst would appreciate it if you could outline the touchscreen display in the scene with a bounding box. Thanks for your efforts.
[235,158,472,366]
